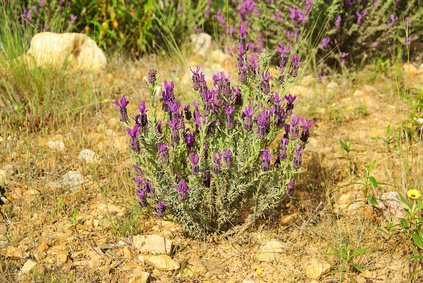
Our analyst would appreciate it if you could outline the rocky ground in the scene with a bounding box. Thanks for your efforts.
[0,50,422,282]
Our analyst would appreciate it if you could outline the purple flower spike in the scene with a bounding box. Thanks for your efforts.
[300,118,314,143]
[184,104,192,120]
[127,124,141,153]
[389,14,398,27]
[335,15,342,30]
[232,87,243,106]
[261,72,271,94]
[340,52,349,64]
[168,119,180,145]
[156,120,163,134]
[290,114,301,140]
[286,179,295,195]
[293,144,304,168]
[279,138,289,160]
[215,9,226,26]
[133,165,143,176]
[239,23,248,39]
[115,95,129,123]
[70,14,77,23]
[147,69,157,84]
[191,65,202,91]
[291,54,300,77]
[137,102,148,127]
[189,152,200,174]
[222,149,232,167]
[157,201,166,218]
[257,107,270,139]
[176,179,190,200]
[320,37,331,49]
[204,171,211,188]
[162,81,175,112]
[136,188,148,206]
[225,104,236,129]
[285,94,297,115]
[157,143,168,162]
[212,152,222,174]
[39,0,45,8]
[183,131,195,150]
[260,149,272,171]
[168,100,181,113]
[356,9,367,26]
[277,43,291,68]
[242,105,254,131]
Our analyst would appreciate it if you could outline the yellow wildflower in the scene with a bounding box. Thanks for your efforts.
[256,268,263,276]
[407,189,421,200]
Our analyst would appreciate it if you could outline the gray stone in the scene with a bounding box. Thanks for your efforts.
[61,171,85,190]
[256,239,286,262]
[190,33,212,58]
[78,149,99,164]
[133,234,172,255]
[20,259,37,275]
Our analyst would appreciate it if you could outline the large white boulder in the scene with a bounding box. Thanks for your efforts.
[23,32,106,73]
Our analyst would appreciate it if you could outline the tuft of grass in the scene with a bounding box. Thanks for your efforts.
[0,5,100,130]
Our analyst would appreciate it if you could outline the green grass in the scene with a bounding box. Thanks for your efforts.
[0,5,100,130]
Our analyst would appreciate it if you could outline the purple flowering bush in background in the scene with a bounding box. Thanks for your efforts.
[117,27,313,238]
[210,0,422,68]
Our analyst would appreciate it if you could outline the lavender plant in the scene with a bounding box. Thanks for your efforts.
[117,27,313,239]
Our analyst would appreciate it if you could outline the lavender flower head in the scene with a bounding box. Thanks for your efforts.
[147,69,157,84]
[356,9,367,26]
[189,152,200,174]
[162,81,175,112]
[183,131,195,149]
[70,14,77,23]
[184,104,192,120]
[300,118,314,143]
[168,118,180,145]
[225,104,236,129]
[212,152,222,174]
[176,179,190,200]
[285,94,297,115]
[293,144,304,168]
[239,23,248,39]
[215,9,226,26]
[335,15,342,30]
[136,187,148,206]
[277,43,291,68]
[320,37,331,49]
[291,54,300,77]
[242,105,254,131]
[127,124,141,152]
[232,87,243,106]
[137,102,148,127]
[191,65,202,91]
[222,149,232,167]
[279,137,289,160]
[114,95,129,122]
[340,52,349,64]
[260,149,272,171]
[157,143,168,162]
[290,114,301,140]
[257,107,270,139]
[261,72,271,94]
[286,179,295,195]
[156,201,166,218]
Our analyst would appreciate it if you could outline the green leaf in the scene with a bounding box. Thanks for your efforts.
[339,139,351,153]
[411,231,423,250]
[407,255,423,261]
[350,263,364,273]
[400,218,410,229]
[367,196,379,206]
[369,176,379,189]
[351,248,368,258]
